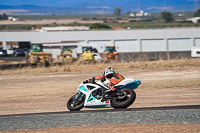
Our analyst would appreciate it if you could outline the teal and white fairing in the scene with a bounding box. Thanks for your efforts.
[76,78,141,108]
[114,78,141,90]
[77,81,111,108]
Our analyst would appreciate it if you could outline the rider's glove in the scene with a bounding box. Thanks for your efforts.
[92,76,95,83]
[101,78,106,82]
[83,80,88,84]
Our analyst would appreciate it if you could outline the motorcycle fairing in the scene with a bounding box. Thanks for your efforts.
[114,79,141,89]
[78,85,89,92]
[120,80,141,89]
[77,82,110,107]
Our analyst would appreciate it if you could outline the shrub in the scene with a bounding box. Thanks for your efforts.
[161,11,174,23]
[82,18,90,20]
[89,23,111,29]
[194,9,200,17]
[179,20,193,23]
[129,20,136,22]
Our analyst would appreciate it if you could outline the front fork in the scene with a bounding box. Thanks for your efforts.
[73,92,85,106]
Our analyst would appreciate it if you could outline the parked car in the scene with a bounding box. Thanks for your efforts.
[6,48,14,56]
[13,49,25,56]
[23,48,30,55]
[0,49,8,56]
[93,53,103,62]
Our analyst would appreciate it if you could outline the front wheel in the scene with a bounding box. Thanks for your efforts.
[67,93,85,111]
[111,88,136,109]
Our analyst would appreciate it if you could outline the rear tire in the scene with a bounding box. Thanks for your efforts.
[67,94,85,111]
[111,88,136,109]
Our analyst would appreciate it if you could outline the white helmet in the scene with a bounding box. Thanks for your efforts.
[104,67,114,78]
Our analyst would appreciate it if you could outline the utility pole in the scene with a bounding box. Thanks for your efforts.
[163,0,166,11]
[138,0,140,11]
[195,0,198,11]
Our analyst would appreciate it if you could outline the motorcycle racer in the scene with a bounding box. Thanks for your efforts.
[85,67,124,93]
[67,66,140,111]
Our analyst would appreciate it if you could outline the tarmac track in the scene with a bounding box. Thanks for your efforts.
[0,105,200,131]
[0,105,199,117]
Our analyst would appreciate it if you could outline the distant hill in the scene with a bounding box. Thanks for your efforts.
[0,5,114,15]
[0,0,197,15]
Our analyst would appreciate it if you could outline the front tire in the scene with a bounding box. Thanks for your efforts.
[111,88,136,109]
[67,94,85,111]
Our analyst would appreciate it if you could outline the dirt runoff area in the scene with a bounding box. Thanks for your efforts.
[0,60,200,132]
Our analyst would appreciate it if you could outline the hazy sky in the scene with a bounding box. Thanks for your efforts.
[0,0,199,12]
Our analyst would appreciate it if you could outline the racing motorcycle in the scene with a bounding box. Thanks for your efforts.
[67,78,141,111]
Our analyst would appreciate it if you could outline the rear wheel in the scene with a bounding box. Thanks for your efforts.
[67,93,85,111]
[111,88,136,109]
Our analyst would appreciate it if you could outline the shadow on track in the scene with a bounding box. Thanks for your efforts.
[0,105,199,117]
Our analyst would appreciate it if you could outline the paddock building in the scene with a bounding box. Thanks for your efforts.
[0,28,200,60]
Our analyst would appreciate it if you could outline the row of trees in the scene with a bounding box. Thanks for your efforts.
[161,9,200,23]
[194,9,200,17]
[1,9,200,23]
[0,13,8,20]
[114,8,200,23]
[87,8,199,30]
[161,11,174,23]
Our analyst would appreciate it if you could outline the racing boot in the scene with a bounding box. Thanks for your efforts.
[101,87,116,102]
[105,87,116,93]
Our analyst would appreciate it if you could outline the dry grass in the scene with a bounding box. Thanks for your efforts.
[0,83,78,99]
[141,79,200,90]
[0,58,200,75]
[0,58,199,115]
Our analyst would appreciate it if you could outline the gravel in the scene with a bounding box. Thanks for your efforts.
[0,109,200,131]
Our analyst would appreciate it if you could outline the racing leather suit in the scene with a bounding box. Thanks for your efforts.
[88,72,124,91]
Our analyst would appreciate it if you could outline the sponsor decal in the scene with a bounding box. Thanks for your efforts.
[105,101,110,103]
[79,85,88,92]
[107,82,112,88]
